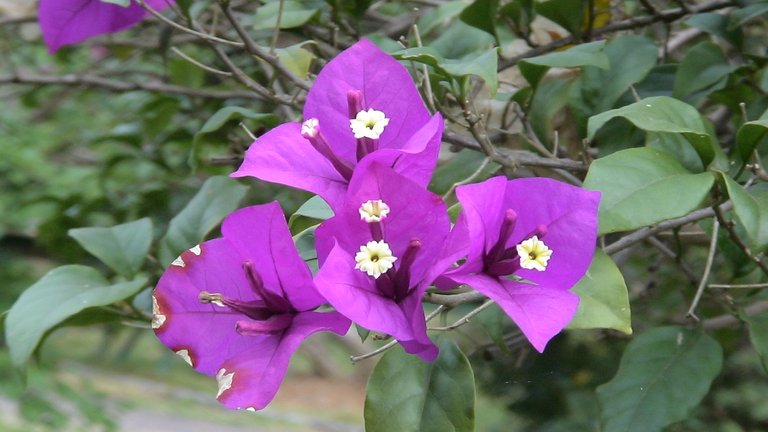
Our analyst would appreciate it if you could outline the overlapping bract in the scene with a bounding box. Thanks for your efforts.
[38,0,173,53]
[231,39,444,210]
[150,39,600,411]
[152,203,349,410]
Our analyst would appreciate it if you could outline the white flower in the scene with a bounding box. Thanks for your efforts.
[359,200,391,223]
[354,240,397,279]
[301,118,320,138]
[516,236,553,271]
[349,109,390,139]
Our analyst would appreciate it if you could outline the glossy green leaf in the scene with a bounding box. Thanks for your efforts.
[395,47,499,96]
[519,41,609,88]
[275,42,316,79]
[253,1,320,30]
[744,311,768,373]
[430,150,499,195]
[418,1,467,35]
[673,42,737,100]
[158,176,247,265]
[68,218,153,278]
[194,107,280,146]
[365,339,475,432]
[597,327,723,432]
[530,78,574,145]
[459,0,499,37]
[734,119,768,168]
[5,265,147,366]
[568,250,632,334]
[646,131,705,173]
[719,174,768,252]
[583,147,714,234]
[288,195,333,234]
[587,96,715,166]
[293,226,318,273]
[533,0,583,35]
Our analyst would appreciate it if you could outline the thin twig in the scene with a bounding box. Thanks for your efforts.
[686,219,719,321]
[135,0,244,46]
[430,300,496,331]
[703,300,768,330]
[713,204,768,276]
[349,305,446,363]
[0,73,252,99]
[270,0,286,55]
[709,283,768,289]
[171,47,233,76]
[442,157,492,201]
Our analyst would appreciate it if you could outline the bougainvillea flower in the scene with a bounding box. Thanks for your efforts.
[441,177,600,352]
[313,162,462,361]
[39,0,173,53]
[152,202,350,410]
[231,39,444,210]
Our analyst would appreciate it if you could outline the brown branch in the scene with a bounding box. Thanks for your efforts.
[604,203,732,255]
[498,0,737,70]
[0,73,254,100]
[703,300,768,330]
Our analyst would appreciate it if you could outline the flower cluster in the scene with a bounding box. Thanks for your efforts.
[151,39,601,410]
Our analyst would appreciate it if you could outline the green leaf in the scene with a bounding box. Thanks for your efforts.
[355,324,371,343]
[253,1,320,30]
[729,2,768,29]
[587,96,715,167]
[158,176,247,265]
[533,0,584,35]
[597,327,723,432]
[743,311,768,373]
[5,266,147,366]
[365,339,475,432]
[275,42,316,79]
[519,41,609,88]
[395,47,499,96]
[191,107,279,168]
[568,250,632,334]
[68,218,153,278]
[288,195,333,234]
[293,226,318,273]
[734,119,768,169]
[571,35,657,126]
[686,13,743,49]
[718,173,768,252]
[530,78,574,145]
[429,150,499,195]
[418,1,467,35]
[673,42,737,100]
[646,131,705,173]
[583,147,714,234]
[459,0,499,37]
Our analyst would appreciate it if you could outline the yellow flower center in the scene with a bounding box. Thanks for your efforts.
[516,236,553,271]
[354,240,397,279]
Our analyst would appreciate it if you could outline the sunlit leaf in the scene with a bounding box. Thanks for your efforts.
[5,266,147,366]
[583,147,714,234]
[568,250,632,334]
[68,218,153,278]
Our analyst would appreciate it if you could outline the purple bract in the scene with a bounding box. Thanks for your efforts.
[38,0,173,54]
[231,39,443,210]
[152,202,349,410]
[313,162,462,361]
[442,177,601,352]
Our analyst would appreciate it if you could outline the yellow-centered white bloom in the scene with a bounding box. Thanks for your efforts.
[354,240,397,279]
[350,108,390,139]
[516,236,553,271]
[359,199,390,223]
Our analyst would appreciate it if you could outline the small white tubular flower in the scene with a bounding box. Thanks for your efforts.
[359,199,391,223]
[354,240,397,279]
[301,118,320,138]
[516,236,553,271]
[350,108,390,139]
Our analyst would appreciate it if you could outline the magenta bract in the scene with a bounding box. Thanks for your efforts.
[442,177,601,352]
[313,162,462,361]
[38,0,173,54]
[231,39,443,210]
[152,202,350,410]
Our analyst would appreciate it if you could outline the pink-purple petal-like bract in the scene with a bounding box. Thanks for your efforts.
[231,39,443,211]
[152,202,350,410]
[314,162,462,361]
[38,0,172,54]
[442,177,601,352]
